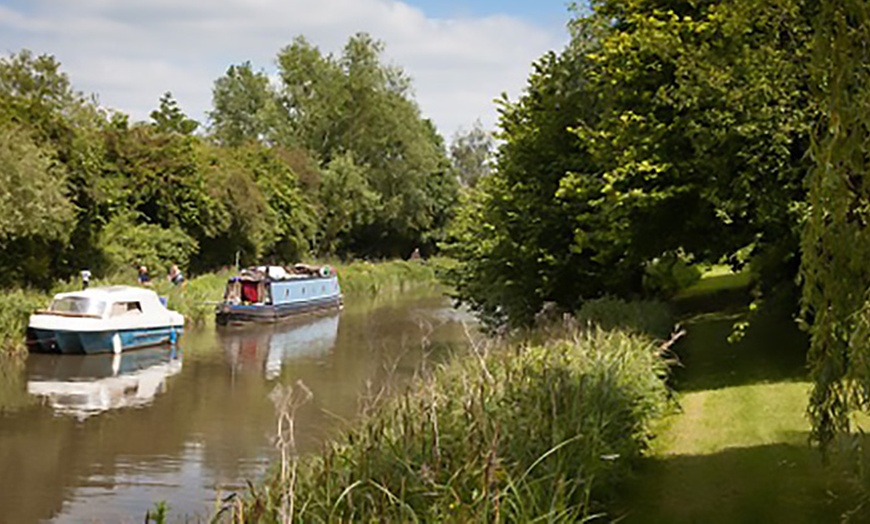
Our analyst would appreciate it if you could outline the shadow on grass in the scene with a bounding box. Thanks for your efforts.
[614,437,866,524]
[673,272,754,317]
[669,296,808,393]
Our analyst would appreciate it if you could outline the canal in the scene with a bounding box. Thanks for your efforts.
[0,289,472,523]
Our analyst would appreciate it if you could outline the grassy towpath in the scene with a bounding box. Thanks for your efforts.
[615,274,864,523]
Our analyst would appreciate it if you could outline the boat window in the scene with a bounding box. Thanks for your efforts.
[110,301,143,317]
[50,297,107,317]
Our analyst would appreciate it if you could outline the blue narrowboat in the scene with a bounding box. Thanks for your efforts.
[215,264,342,325]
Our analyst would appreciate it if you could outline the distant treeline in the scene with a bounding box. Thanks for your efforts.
[0,33,471,289]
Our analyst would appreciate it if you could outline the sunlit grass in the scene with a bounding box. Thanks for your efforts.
[650,382,811,457]
[674,265,753,299]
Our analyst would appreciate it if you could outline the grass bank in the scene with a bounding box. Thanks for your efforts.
[226,299,673,522]
[0,259,443,356]
[615,269,869,522]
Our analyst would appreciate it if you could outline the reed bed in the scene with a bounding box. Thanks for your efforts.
[230,320,673,522]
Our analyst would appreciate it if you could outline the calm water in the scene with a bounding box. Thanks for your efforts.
[0,290,473,523]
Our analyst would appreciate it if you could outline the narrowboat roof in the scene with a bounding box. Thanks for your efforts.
[227,264,336,282]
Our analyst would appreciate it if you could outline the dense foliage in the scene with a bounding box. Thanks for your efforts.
[800,0,870,448]
[211,34,459,259]
[445,0,814,327]
[0,34,458,288]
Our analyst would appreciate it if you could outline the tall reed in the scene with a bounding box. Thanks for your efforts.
[232,322,673,522]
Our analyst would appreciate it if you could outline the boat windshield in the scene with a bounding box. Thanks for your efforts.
[50,297,107,317]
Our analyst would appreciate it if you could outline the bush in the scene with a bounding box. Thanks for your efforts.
[643,252,702,298]
[235,326,672,522]
[98,212,198,274]
[576,297,674,341]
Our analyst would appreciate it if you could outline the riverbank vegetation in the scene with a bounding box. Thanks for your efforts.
[5,0,870,518]
[228,299,673,522]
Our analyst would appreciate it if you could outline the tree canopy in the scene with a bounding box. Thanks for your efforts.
[0,34,460,286]
[210,33,459,258]
[445,0,814,327]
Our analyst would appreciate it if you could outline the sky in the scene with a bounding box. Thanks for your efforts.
[0,0,574,139]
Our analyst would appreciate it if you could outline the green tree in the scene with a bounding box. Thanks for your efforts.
[0,124,75,286]
[446,0,814,327]
[232,144,318,263]
[98,211,198,274]
[268,33,458,257]
[102,124,210,233]
[191,141,276,269]
[208,62,273,146]
[150,91,199,135]
[0,124,73,244]
[0,50,109,282]
[450,120,494,188]
[316,153,380,254]
[273,36,349,154]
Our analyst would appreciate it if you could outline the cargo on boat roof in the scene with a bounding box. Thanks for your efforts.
[215,264,343,325]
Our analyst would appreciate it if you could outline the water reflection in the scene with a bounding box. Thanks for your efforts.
[218,313,340,379]
[26,347,182,419]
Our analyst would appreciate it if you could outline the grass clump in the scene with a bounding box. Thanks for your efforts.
[232,324,673,522]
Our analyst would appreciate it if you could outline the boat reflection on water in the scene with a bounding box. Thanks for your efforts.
[26,346,182,419]
[219,313,340,379]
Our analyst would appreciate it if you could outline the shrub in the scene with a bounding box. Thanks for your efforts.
[643,252,702,298]
[576,297,674,340]
[98,212,198,274]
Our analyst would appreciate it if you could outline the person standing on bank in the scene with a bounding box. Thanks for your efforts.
[168,264,184,286]
[80,269,91,290]
[137,265,151,286]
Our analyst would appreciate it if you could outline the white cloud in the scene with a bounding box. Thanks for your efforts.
[0,0,568,138]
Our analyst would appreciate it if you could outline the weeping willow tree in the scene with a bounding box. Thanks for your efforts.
[802,0,870,448]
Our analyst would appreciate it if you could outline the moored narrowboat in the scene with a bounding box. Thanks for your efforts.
[215,264,342,325]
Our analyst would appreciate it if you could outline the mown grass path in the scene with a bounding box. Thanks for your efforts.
[615,279,864,523]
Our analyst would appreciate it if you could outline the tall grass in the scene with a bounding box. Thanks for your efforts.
[0,289,53,355]
[231,323,673,522]
[330,258,441,297]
